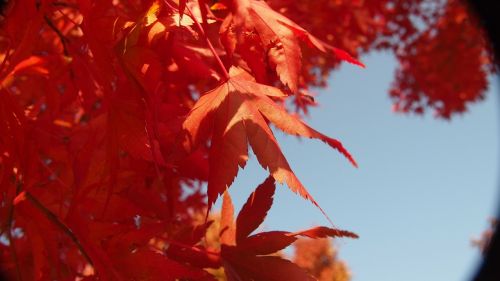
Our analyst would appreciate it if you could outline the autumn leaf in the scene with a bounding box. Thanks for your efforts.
[218,177,357,281]
[292,226,359,240]
[222,251,316,281]
[118,248,213,281]
[235,175,275,243]
[220,191,236,246]
[180,67,356,209]
[220,0,364,92]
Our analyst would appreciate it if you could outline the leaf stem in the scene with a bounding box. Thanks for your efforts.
[6,182,23,281]
[185,4,230,80]
[24,192,94,267]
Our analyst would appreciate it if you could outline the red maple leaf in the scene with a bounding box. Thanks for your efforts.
[179,67,357,209]
[220,0,364,92]
[218,176,358,281]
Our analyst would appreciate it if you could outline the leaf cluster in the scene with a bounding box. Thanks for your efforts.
[0,0,492,280]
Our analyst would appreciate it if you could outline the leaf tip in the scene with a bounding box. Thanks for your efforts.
[332,47,365,69]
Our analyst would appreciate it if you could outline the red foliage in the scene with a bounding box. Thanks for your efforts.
[293,238,351,281]
[0,0,492,280]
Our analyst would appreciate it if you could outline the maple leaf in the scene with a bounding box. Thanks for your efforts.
[220,0,364,92]
[218,176,358,281]
[1,55,70,89]
[179,67,356,209]
[117,248,213,281]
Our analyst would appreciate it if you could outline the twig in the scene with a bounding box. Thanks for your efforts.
[24,192,94,267]
[184,3,230,80]
[6,182,23,281]
[44,15,70,57]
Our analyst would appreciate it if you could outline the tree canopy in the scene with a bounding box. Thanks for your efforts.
[0,0,493,280]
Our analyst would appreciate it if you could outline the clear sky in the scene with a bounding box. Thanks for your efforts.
[224,52,499,281]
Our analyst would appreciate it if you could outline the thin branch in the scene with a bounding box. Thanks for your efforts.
[24,192,94,267]
[44,15,70,57]
[6,182,23,281]
[51,1,78,9]
[55,7,82,27]
[184,3,230,80]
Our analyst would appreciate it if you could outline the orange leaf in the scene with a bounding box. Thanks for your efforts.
[180,67,355,211]
[222,0,364,93]
[220,191,236,246]
[292,226,359,239]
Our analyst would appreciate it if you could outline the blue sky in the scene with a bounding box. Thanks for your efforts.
[224,52,499,281]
